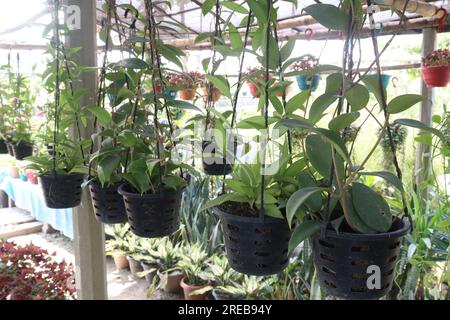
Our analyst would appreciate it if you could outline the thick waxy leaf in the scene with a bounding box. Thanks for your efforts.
[345,84,369,111]
[98,155,121,186]
[344,191,378,234]
[394,119,445,141]
[326,73,342,94]
[308,93,337,124]
[387,94,424,114]
[303,4,348,30]
[288,220,322,255]
[286,187,326,228]
[328,112,360,132]
[205,75,231,99]
[286,91,309,114]
[298,171,324,212]
[305,134,345,179]
[360,171,404,192]
[351,182,392,232]
[362,75,387,107]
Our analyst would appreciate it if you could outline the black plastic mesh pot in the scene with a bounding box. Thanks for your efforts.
[312,218,410,300]
[40,173,85,209]
[215,207,290,276]
[118,184,183,238]
[89,180,127,224]
[202,141,234,176]
[0,140,7,154]
[12,142,33,160]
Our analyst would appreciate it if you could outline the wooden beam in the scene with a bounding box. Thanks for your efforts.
[414,27,436,189]
[65,0,108,300]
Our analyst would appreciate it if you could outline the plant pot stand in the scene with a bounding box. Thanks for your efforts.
[118,184,183,238]
[312,218,410,300]
[215,206,290,276]
[40,173,85,209]
[89,180,127,224]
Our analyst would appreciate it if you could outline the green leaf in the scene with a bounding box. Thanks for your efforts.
[345,191,378,234]
[201,0,215,15]
[286,187,326,228]
[362,75,387,107]
[345,84,369,111]
[201,193,248,212]
[286,91,309,114]
[288,220,322,255]
[228,23,243,49]
[167,100,203,113]
[394,119,445,141]
[222,1,248,14]
[298,171,324,212]
[305,134,345,179]
[351,182,392,232]
[118,58,149,69]
[86,106,112,127]
[325,73,342,95]
[98,155,121,186]
[308,93,337,124]
[303,4,348,30]
[328,112,360,132]
[270,96,284,115]
[236,116,278,129]
[280,39,296,62]
[387,94,424,114]
[195,33,212,44]
[359,171,404,192]
[205,75,231,99]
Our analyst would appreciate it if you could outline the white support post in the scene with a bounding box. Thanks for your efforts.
[415,27,437,188]
[64,0,108,300]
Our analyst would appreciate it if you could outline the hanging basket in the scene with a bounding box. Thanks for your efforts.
[201,87,221,102]
[40,173,85,209]
[296,74,320,91]
[179,89,196,101]
[12,142,33,160]
[202,141,234,176]
[0,140,7,154]
[312,217,410,300]
[422,65,450,87]
[215,206,290,276]
[118,184,183,238]
[89,179,127,224]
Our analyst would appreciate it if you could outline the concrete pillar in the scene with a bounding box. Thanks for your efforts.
[414,27,437,188]
[64,0,108,300]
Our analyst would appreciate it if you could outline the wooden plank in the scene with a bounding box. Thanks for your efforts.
[0,221,43,239]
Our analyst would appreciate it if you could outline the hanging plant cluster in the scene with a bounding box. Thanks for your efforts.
[422,48,450,87]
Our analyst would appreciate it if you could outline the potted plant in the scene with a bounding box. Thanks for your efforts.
[213,275,272,300]
[105,224,130,270]
[422,48,450,87]
[125,234,144,277]
[292,55,320,91]
[154,72,179,100]
[134,239,161,283]
[245,67,265,98]
[199,75,221,102]
[178,243,211,300]
[175,71,202,100]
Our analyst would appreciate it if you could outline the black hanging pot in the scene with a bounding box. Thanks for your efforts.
[215,206,290,276]
[202,140,234,176]
[0,140,8,154]
[40,173,85,209]
[118,184,183,238]
[89,179,127,224]
[12,142,33,160]
[312,217,411,300]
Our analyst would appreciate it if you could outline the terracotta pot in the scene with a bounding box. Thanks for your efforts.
[10,166,19,179]
[180,277,210,300]
[247,81,262,98]
[162,271,184,293]
[422,65,450,87]
[201,87,221,102]
[179,89,196,100]
[113,255,129,270]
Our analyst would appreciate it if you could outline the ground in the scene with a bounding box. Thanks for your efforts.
[1,207,183,300]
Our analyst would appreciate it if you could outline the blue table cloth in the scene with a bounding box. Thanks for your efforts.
[0,172,74,239]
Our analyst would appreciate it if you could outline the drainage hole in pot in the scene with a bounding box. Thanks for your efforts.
[320,253,335,262]
[227,224,239,232]
[383,269,394,277]
[318,239,335,248]
[351,245,370,252]
[95,213,101,217]
[94,205,100,210]
[351,273,368,280]
[351,259,370,266]
[92,196,99,201]
[128,216,134,221]
[389,241,401,249]
[254,227,271,235]
[256,264,268,269]
[322,266,336,276]
[254,239,271,246]
[254,251,270,257]
[228,236,239,243]
[324,280,337,288]
[350,287,368,293]
[230,248,240,254]
[231,259,243,266]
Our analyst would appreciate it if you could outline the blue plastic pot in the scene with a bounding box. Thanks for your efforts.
[164,88,177,100]
[366,74,391,91]
[19,173,28,182]
[296,74,320,91]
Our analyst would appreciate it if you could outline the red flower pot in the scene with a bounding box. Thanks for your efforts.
[179,89,196,100]
[247,81,262,98]
[201,87,221,102]
[422,65,450,87]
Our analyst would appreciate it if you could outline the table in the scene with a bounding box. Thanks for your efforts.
[0,172,74,239]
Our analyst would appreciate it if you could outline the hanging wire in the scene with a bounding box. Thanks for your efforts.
[259,0,272,222]
[52,0,61,175]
